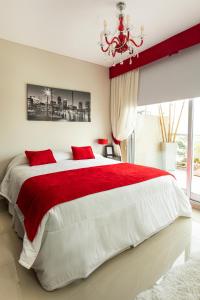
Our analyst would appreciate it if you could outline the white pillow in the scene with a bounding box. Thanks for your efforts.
[53,151,72,161]
[94,153,104,158]
[54,151,103,161]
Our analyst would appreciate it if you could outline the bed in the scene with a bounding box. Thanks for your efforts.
[0,152,192,291]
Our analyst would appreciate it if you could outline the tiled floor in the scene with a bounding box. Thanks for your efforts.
[0,198,199,300]
[173,168,200,200]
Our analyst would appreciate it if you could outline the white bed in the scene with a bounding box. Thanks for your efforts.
[0,152,192,291]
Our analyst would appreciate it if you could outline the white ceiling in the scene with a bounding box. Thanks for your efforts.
[0,0,199,66]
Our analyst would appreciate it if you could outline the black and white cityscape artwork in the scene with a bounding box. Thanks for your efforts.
[27,84,91,122]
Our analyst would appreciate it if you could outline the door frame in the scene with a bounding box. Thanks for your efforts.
[187,99,200,202]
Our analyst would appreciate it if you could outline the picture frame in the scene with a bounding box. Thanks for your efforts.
[27,84,91,122]
[105,145,114,158]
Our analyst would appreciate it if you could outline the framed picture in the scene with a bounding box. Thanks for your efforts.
[105,145,114,158]
[27,84,91,122]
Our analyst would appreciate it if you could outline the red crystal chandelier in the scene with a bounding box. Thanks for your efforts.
[100,2,144,66]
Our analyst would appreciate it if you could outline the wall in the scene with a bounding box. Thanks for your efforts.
[134,115,163,169]
[0,39,110,180]
[138,44,200,105]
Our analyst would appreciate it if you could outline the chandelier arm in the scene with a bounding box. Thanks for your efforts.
[114,34,129,50]
[129,38,144,48]
[105,35,120,46]
[112,49,117,57]
[101,45,110,53]
[113,42,126,50]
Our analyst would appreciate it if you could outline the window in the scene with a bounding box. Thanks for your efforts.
[135,98,200,201]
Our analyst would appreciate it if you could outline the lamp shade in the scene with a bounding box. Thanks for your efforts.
[98,138,108,145]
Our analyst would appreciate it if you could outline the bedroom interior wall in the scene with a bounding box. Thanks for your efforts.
[138,44,200,106]
[134,115,163,169]
[0,39,110,181]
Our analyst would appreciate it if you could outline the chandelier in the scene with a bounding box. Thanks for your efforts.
[100,2,144,66]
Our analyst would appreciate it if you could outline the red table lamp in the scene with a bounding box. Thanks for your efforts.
[98,138,108,145]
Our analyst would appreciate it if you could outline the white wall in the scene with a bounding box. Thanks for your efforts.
[135,115,163,168]
[138,44,200,105]
[0,39,110,180]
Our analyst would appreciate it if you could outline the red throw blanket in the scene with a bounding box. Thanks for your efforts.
[17,163,172,241]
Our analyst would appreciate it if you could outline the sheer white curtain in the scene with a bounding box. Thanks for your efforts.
[110,70,139,160]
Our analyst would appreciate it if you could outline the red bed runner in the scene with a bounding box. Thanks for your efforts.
[17,163,171,241]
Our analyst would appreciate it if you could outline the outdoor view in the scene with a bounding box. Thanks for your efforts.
[137,98,200,200]
[192,99,200,200]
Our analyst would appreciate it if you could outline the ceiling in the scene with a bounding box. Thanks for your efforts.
[0,0,199,66]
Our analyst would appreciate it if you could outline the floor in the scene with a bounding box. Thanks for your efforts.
[0,198,199,300]
[173,168,200,198]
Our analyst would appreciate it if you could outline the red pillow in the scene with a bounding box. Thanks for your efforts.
[71,146,95,160]
[25,149,56,166]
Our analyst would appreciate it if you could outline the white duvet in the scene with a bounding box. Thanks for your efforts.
[0,153,192,291]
